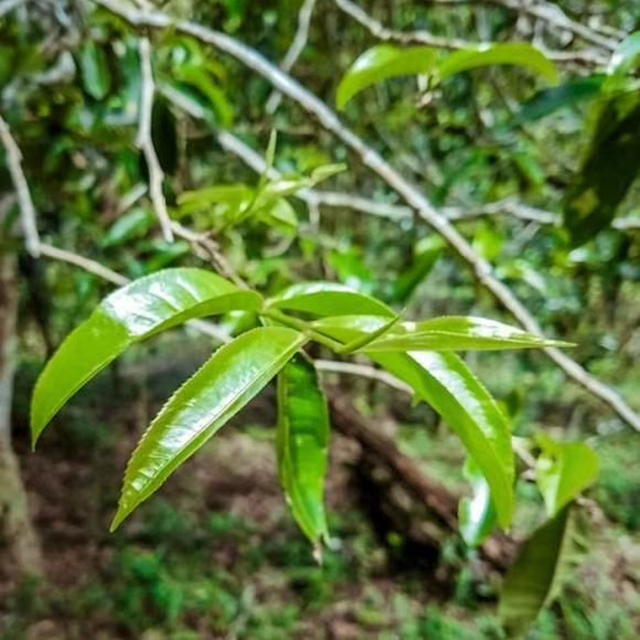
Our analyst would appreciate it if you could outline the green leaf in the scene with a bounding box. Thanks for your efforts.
[459,457,498,547]
[277,356,330,545]
[336,45,438,109]
[438,43,558,84]
[536,435,600,517]
[390,237,444,304]
[268,282,395,318]
[112,326,306,529]
[374,352,514,527]
[79,41,111,101]
[102,208,155,247]
[609,31,640,75]
[312,313,515,528]
[517,76,605,122]
[500,505,589,635]
[173,65,233,126]
[563,92,640,246]
[31,269,263,444]
[313,315,570,352]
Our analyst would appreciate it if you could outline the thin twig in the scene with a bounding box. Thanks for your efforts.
[0,115,41,257]
[266,0,317,114]
[136,37,174,242]
[94,0,640,432]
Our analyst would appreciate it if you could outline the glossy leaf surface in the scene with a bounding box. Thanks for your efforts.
[313,315,569,352]
[536,435,599,517]
[438,43,558,84]
[269,282,394,318]
[277,356,330,545]
[112,327,306,529]
[312,318,514,526]
[459,457,497,547]
[31,268,263,444]
[500,505,588,635]
[336,45,438,109]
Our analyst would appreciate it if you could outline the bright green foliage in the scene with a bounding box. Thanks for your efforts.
[313,315,568,352]
[269,282,394,317]
[536,435,600,517]
[500,505,589,635]
[437,43,558,85]
[373,351,514,527]
[337,42,557,109]
[336,45,438,109]
[78,41,111,101]
[30,268,263,444]
[111,326,307,530]
[459,457,498,547]
[277,356,330,546]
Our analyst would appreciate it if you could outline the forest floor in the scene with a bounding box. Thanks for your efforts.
[2,338,640,640]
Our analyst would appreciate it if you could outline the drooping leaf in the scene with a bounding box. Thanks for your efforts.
[500,505,589,635]
[112,326,306,530]
[536,435,600,517]
[312,314,515,528]
[336,45,438,109]
[438,43,558,85]
[459,457,498,547]
[277,356,330,545]
[313,315,570,352]
[31,269,263,444]
[374,351,514,527]
[268,282,395,318]
[102,208,155,247]
[517,76,605,122]
[151,98,179,175]
[564,91,640,246]
[79,41,111,100]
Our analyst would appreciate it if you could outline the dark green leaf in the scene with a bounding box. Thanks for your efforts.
[336,45,438,109]
[517,76,605,122]
[536,435,600,517]
[277,356,330,546]
[111,326,306,529]
[564,91,640,246]
[31,269,263,444]
[500,505,589,635]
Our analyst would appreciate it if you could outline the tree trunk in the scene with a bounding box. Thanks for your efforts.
[0,252,43,578]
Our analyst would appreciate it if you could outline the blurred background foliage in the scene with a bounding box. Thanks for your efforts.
[2,0,640,638]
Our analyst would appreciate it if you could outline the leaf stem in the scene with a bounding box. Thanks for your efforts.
[260,309,345,351]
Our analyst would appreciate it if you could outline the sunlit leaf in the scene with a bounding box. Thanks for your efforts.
[438,43,558,84]
[459,457,497,547]
[312,313,515,528]
[336,45,438,109]
[536,435,599,517]
[500,505,589,635]
[31,269,264,444]
[313,315,570,352]
[269,282,395,318]
[111,326,306,529]
[277,356,330,545]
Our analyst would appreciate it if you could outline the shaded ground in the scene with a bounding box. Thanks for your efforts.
[2,337,640,639]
